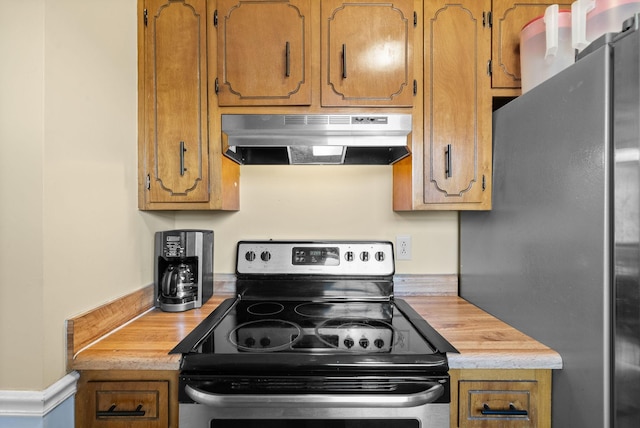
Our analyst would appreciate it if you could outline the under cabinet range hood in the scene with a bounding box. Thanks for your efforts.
[222,114,411,165]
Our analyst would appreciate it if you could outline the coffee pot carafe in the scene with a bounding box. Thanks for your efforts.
[161,263,197,300]
[154,230,213,312]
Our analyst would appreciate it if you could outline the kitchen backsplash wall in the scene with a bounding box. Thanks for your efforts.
[174,165,458,274]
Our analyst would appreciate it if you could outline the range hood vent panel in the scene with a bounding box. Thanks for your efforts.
[222,114,411,165]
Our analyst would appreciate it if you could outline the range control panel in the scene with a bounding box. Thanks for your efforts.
[316,325,394,352]
[236,241,395,276]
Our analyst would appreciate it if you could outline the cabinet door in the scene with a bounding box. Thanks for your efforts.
[321,0,415,107]
[216,0,311,106]
[80,380,169,428]
[143,0,210,204]
[459,380,537,427]
[423,0,491,209]
[450,369,552,428]
[492,0,572,89]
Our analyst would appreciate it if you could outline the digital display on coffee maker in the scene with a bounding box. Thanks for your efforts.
[292,247,340,265]
[164,235,184,257]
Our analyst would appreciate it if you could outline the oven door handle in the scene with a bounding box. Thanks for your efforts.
[184,382,444,408]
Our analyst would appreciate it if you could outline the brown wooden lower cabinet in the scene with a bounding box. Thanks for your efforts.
[75,370,178,428]
[75,368,551,428]
[450,369,552,428]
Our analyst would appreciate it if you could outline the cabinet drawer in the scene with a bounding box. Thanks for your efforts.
[86,381,168,427]
[459,380,537,427]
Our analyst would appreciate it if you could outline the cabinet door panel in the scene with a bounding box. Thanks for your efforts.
[217,0,311,105]
[492,0,572,89]
[322,0,414,107]
[424,0,491,207]
[84,381,169,428]
[458,380,537,427]
[450,369,552,428]
[145,0,209,203]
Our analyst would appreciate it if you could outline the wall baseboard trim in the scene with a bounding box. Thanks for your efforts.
[0,371,79,417]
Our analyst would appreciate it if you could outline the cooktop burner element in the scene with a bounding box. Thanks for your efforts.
[229,319,303,352]
[294,302,390,318]
[246,302,284,316]
[315,317,399,352]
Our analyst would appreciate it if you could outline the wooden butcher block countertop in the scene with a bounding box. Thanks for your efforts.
[67,282,562,371]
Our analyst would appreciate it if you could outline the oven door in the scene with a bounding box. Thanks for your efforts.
[179,376,450,428]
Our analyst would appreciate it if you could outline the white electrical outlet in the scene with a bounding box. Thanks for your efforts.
[396,236,412,260]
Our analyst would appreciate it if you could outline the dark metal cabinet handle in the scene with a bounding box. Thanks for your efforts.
[285,41,290,77]
[179,141,187,176]
[445,144,452,178]
[342,43,347,78]
[96,404,146,417]
[481,403,528,416]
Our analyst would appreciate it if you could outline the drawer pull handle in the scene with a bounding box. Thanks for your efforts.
[97,404,146,417]
[481,403,528,416]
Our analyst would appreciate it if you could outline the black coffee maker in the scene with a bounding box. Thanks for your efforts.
[154,229,213,312]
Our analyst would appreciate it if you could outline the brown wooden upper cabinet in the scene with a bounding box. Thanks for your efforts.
[139,0,566,212]
[139,0,239,210]
[491,0,572,89]
[321,0,415,107]
[143,0,210,205]
[421,0,492,209]
[215,0,416,107]
[393,0,571,211]
[215,0,312,106]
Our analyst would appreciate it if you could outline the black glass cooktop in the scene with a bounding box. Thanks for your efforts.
[172,297,457,375]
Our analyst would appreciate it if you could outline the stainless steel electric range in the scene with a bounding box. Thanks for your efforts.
[171,240,457,428]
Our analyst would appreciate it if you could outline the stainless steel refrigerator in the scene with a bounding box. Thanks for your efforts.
[460,16,640,428]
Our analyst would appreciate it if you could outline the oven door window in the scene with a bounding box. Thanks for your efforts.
[212,420,418,428]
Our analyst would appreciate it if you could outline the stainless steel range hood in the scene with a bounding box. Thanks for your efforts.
[222,114,411,165]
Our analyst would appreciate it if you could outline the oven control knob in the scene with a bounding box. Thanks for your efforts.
[260,337,271,347]
[360,251,369,262]
[343,337,355,349]
[245,251,256,262]
[260,251,271,262]
[375,251,385,262]
[245,337,256,347]
[374,339,385,349]
[345,251,354,262]
[359,338,369,349]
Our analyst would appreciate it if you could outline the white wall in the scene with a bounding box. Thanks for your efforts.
[0,0,458,393]
[175,166,458,274]
[0,0,46,391]
[39,0,174,388]
[0,0,172,391]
